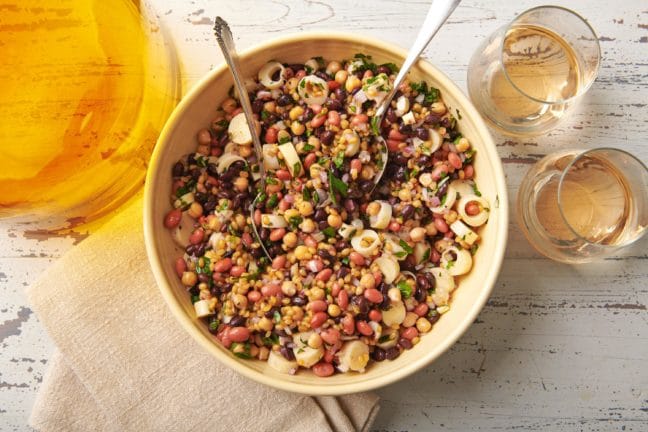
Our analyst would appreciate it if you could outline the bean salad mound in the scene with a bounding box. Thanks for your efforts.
[163,54,490,376]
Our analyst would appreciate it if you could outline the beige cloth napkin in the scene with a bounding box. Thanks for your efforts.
[26,197,379,432]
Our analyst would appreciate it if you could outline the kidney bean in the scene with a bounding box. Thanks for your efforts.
[431,163,449,181]
[336,265,350,279]
[307,259,324,273]
[275,169,291,181]
[444,231,455,239]
[398,338,413,350]
[448,152,463,169]
[213,257,232,273]
[218,328,232,348]
[327,110,340,126]
[269,228,286,242]
[303,235,318,248]
[387,139,403,152]
[316,268,333,282]
[228,326,250,342]
[311,114,326,128]
[265,127,278,143]
[319,129,335,146]
[400,204,415,221]
[308,300,328,313]
[463,164,474,179]
[466,201,481,216]
[279,199,290,212]
[341,314,355,335]
[247,290,261,303]
[356,320,373,336]
[364,288,383,304]
[164,209,182,229]
[351,113,369,127]
[271,255,287,270]
[349,251,366,266]
[401,327,418,340]
[331,283,341,297]
[303,152,317,169]
[434,218,449,233]
[310,311,328,329]
[174,257,187,278]
[320,328,341,345]
[189,228,204,245]
[337,290,349,310]
[261,283,282,297]
[414,303,429,317]
[312,362,335,377]
[388,128,407,141]
[230,265,245,277]
[369,309,382,322]
[276,93,294,106]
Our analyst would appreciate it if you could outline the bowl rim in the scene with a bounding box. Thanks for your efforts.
[144,30,509,395]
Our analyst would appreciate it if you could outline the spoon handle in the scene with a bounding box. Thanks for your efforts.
[376,0,461,117]
[213,17,265,179]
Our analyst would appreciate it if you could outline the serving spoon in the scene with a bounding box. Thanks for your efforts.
[371,0,461,190]
[213,17,273,260]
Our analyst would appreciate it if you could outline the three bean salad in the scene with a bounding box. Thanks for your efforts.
[163,54,490,377]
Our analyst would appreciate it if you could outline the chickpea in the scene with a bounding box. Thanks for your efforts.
[345,75,361,93]
[326,60,342,75]
[234,176,249,193]
[232,293,248,310]
[307,333,323,349]
[360,273,376,290]
[387,287,402,302]
[410,227,426,243]
[197,128,212,146]
[297,200,314,216]
[416,317,432,333]
[263,100,276,113]
[300,218,315,233]
[258,316,274,332]
[418,172,433,187]
[181,271,197,287]
[294,245,312,261]
[327,304,341,317]
[366,201,381,216]
[281,281,297,296]
[188,202,203,219]
[307,135,321,150]
[327,213,342,228]
[398,188,412,202]
[283,232,298,248]
[291,121,305,136]
[425,222,438,236]
[289,106,304,121]
[430,101,447,115]
[310,287,325,301]
[455,137,470,153]
[335,70,348,85]
[238,145,252,158]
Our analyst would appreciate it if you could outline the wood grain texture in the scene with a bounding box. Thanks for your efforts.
[1,0,647,430]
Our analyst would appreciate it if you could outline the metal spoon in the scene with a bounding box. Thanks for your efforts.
[371,0,461,190]
[213,17,272,260]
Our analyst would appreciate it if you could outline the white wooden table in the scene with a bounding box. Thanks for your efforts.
[1,0,647,430]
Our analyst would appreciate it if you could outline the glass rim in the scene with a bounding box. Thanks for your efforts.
[498,5,602,105]
[556,147,648,248]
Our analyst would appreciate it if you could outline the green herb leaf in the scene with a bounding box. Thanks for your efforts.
[292,161,301,177]
[472,183,482,197]
[265,177,279,185]
[399,239,414,254]
[370,115,381,136]
[273,310,281,323]
[328,172,349,204]
[380,62,399,74]
[208,318,220,332]
[322,226,336,238]
[397,281,412,299]
[289,216,303,230]
[313,190,320,204]
[261,110,271,120]
[266,194,279,209]
[470,243,479,255]
[231,342,252,359]
[394,251,407,259]
[218,200,229,211]
[455,108,463,120]
[377,334,391,343]
[425,87,440,103]
[262,333,279,346]
[421,248,431,263]
[302,143,314,152]
[302,187,312,202]
[191,294,200,303]
[279,135,291,144]
[333,151,345,168]
[341,257,350,265]
[174,179,196,198]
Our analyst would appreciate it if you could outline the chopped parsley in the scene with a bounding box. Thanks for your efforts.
[302,187,312,201]
[302,143,314,152]
[410,80,440,104]
[377,334,391,344]
[279,135,291,144]
[328,172,348,204]
[261,110,271,121]
[289,216,303,230]
[399,239,413,255]
[341,257,350,266]
[230,342,252,359]
[262,333,279,346]
[322,226,336,238]
[397,280,412,299]
[293,161,301,177]
[370,115,381,136]
[333,151,345,168]
[208,318,220,332]
[421,247,431,263]
[195,256,212,275]
[470,243,479,255]
[351,53,377,73]
[273,310,281,323]
[175,179,196,198]
[380,62,399,74]
[266,193,279,209]
[472,183,482,197]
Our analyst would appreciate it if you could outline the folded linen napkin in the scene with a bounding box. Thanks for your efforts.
[26,197,379,432]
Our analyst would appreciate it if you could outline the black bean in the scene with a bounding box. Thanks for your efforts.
[326,99,342,111]
[448,129,460,140]
[198,273,210,284]
[276,94,294,107]
[252,98,265,113]
[203,197,217,213]
[386,107,398,124]
[288,64,304,73]
[371,348,387,361]
[318,220,329,231]
[259,228,270,241]
[217,132,229,147]
[441,117,452,129]
[415,127,430,141]
[190,168,201,181]
[187,154,196,165]
[319,130,335,146]
[336,266,350,280]
[425,272,436,290]
[347,183,363,199]
[398,338,413,350]
[194,192,207,204]
[425,113,442,125]
[344,198,357,213]
[398,123,413,135]
[352,296,370,315]
[250,247,264,259]
[207,317,220,334]
[317,249,334,262]
[416,274,430,291]
[377,65,392,75]
[264,306,280,319]
[268,244,283,256]
[393,153,409,166]
[414,286,427,303]
[436,182,448,198]
[335,240,350,251]
[315,71,330,81]
[401,255,417,272]
[313,208,327,222]
[400,204,415,220]
[333,88,347,101]
[302,107,314,121]
[220,283,233,293]
[385,347,400,360]
[428,311,441,325]
[387,196,399,206]
[280,345,296,361]
[229,315,246,327]
[359,180,374,194]
[416,155,431,167]
[172,162,184,177]
[292,296,307,306]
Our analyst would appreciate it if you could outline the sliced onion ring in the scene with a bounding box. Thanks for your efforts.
[440,246,472,276]
[350,229,381,257]
[258,61,285,90]
[297,75,329,106]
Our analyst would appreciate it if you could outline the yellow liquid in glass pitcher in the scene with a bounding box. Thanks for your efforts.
[0,0,179,229]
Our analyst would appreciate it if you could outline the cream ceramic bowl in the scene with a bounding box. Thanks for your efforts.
[144,32,508,395]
